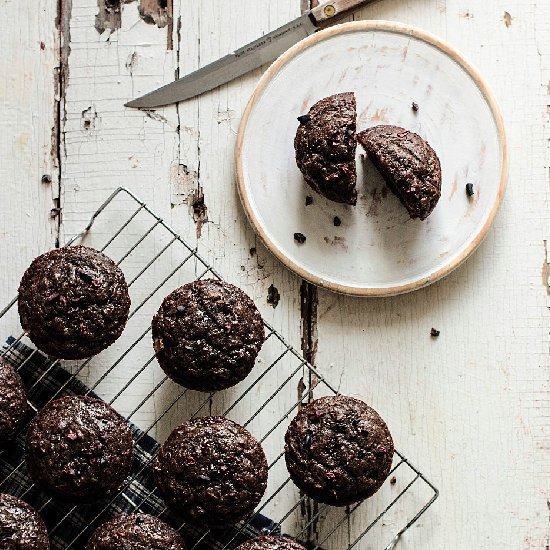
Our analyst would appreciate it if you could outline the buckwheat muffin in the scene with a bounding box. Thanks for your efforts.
[357,125,441,220]
[0,358,28,443]
[18,246,131,359]
[154,416,268,527]
[236,536,307,550]
[26,396,134,503]
[294,92,357,205]
[0,493,50,549]
[285,395,394,506]
[86,513,186,550]
[152,279,265,391]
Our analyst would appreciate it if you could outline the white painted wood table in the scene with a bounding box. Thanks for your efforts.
[1,1,549,548]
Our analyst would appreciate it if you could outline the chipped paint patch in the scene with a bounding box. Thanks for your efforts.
[81,106,98,131]
[170,162,208,237]
[190,188,208,238]
[52,0,72,168]
[95,0,123,34]
[503,11,513,27]
[139,0,171,28]
[300,281,318,368]
[267,284,280,308]
[170,163,198,206]
[128,154,140,168]
[125,51,138,73]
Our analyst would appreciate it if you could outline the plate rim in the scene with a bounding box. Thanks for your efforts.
[236,20,508,297]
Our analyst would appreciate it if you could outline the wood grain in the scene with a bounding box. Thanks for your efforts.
[0,0,58,314]
[0,0,549,549]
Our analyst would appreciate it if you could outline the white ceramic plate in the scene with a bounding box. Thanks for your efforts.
[236,21,507,296]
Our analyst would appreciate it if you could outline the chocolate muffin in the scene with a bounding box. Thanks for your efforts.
[154,416,268,527]
[0,358,28,443]
[86,513,186,550]
[236,536,307,550]
[357,125,441,220]
[18,245,131,359]
[152,279,265,391]
[284,395,394,506]
[26,396,133,503]
[294,92,357,205]
[0,493,50,550]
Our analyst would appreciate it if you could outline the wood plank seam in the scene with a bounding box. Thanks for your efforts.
[297,3,321,543]
[53,0,72,248]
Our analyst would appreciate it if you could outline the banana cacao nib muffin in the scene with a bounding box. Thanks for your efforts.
[86,513,186,550]
[294,92,357,205]
[236,536,307,550]
[0,493,50,550]
[284,395,394,506]
[26,396,134,503]
[0,358,28,443]
[152,279,265,391]
[154,416,268,528]
[357,125,442,220]
[18,245,131,359]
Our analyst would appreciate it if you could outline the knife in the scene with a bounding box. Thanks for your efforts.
[126,0,374,109]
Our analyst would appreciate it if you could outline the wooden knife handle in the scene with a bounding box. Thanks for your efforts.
[310,0,375,25]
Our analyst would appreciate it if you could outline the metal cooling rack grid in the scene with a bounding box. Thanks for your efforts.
[0,187,438,550]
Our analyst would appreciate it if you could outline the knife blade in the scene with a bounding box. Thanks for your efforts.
[126,0,373,108]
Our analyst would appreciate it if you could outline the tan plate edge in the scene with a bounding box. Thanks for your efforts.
[236,20,508,297]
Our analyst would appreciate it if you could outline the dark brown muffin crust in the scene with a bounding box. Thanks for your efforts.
[0,493,50,550]
[294,92,357,205]
[236,535,307,550]
[0,358,28,443]
[357,125,441,220]
[26,396,133,503]
[152,279,265,392]
[18,245,131,360]
[285,395,394,506]
[86,513,186,550]
[154,416,268,527]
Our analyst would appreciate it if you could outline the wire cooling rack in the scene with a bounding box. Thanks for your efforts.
[0,187,437,549]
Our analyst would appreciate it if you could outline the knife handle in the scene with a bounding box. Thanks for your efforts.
[310,0,375,25]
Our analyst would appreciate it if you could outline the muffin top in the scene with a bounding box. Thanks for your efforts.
[235,535,307,550]
[0,493,50,550]
[86,513,186,550]
[152,279,265,391]
[0,358,28,442]
[154,416,268,527]
[26,395,134,503]
[18,245,131,359]
[285,395,394,506]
